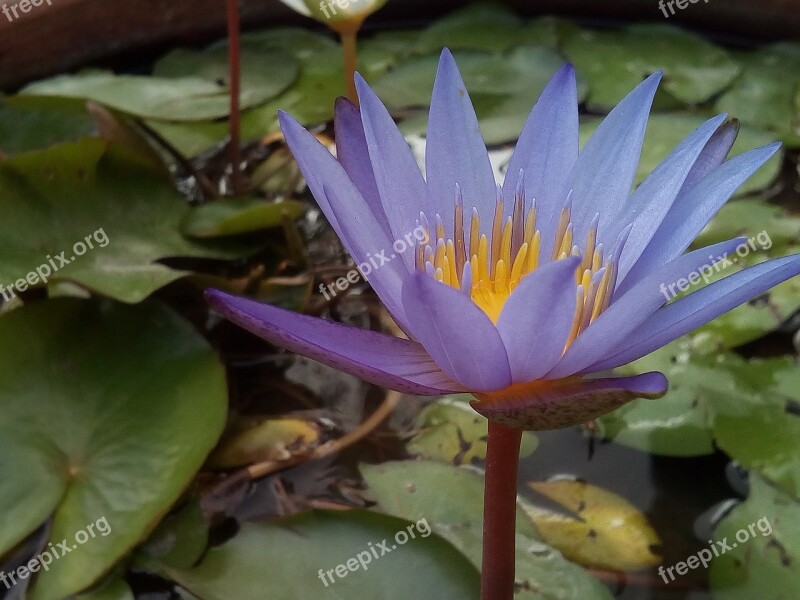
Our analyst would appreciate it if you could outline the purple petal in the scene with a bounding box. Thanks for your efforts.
[621,142,782,290]
[609,114,729,277]
[426,49,496,234]
[355,73,427,268]
[679,119,739,194]
[547,238,746,378]
[472,372,667,430]
[587,254,800,372]
[334,97,390,238]
[496,257,580,382]
[401,272,512,391]
[206,289,464,395]
[502,64,579,235]
[279,111,412,330]
[564,71,662,248]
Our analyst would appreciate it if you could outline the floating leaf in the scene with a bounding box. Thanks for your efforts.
[0,96,96,155]
[75,576,134,600]
[413,4,523,54]
[579,113,783,197]
[716,44,800,147]
[523,480,662,571]
[0,298,227,599]
[21,73,239,122]
[709,474,800,599]
[407,396,537,465]
[707,381,800,499]
[181,198,306,238]
[597,340,730,456]
[139,502,209,571]
[0,139,259,303]
[207,417,321,469]
[564,24,740,108]
[362,461,613,600]
[155,511,479,600]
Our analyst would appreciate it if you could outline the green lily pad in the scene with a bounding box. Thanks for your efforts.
[0,96,96,155]
[0,139,259,303]
[407,396,538,465]
[516,17,580,50]
[152,45,299,114]
[413,4,523,54]
[155,511,479,599]
[76,576,134,600]
[362,461,612,600]
[597,339,736,457]
[21,72,247,122]
[579,113,783,197]
[707,381,800,499]
[694,200,800,257]
[381,46,584,145]
[715,44,800,147]
[0,298,227,599]
[139,502,209,571]
[361,460,535,535]
[564,24,740,109]
[181,198,306,238]
[709,474,800,599]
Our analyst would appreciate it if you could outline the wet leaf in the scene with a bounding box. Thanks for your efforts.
[564,24,740,108]
[579,113,782,197]
[0,139,259,303]
[522,480,662,571]
[709,474,800,599]
[407,396,537,465]
[716,44,800,147]
[156,511,479,599]
[208,417,321,469]
[0,298,227,599]
[181,198,306,238]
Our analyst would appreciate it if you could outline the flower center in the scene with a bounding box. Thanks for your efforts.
[416,186,619,353]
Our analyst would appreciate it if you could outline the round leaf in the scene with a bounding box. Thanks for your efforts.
[0,298,227,599]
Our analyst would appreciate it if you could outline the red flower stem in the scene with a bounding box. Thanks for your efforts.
[482,421,522,600]
[340,30,359,104]
[226,0,243,195]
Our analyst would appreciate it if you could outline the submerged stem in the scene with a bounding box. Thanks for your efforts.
[225,0,243,194]
[482,421,522,600]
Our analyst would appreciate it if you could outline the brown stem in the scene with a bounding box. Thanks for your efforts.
[226,0,243,194]
[340,30,358,104]
[482,421,522,600]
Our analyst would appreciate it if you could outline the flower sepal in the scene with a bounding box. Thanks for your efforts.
[471,372,668,431]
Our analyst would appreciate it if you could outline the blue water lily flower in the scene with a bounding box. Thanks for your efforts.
[207,49,800,430]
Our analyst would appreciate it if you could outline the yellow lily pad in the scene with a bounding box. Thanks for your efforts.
[207,417,320,469]
[522,479,662,572]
